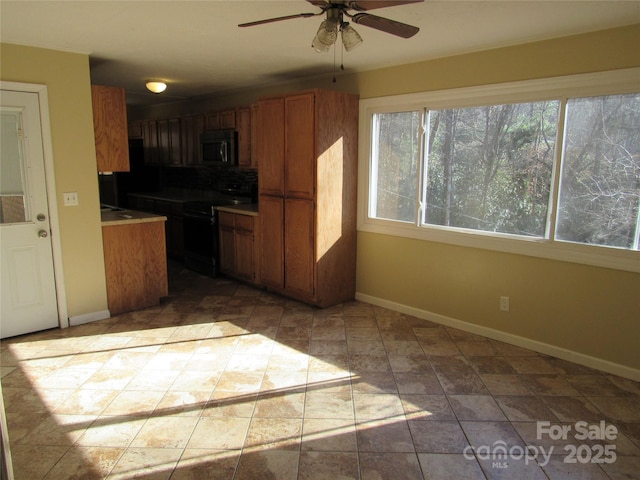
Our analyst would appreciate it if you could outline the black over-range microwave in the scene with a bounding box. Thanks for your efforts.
[201,129,237,165]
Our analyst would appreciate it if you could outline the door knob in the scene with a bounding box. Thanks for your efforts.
[37,213,46,221]
[38,230,48,238]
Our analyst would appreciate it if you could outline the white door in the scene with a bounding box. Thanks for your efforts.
[0,90,59,338]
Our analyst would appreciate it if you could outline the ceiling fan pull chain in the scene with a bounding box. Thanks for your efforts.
[333,41,337,83]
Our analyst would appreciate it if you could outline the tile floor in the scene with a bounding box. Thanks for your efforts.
[1,263,639,479]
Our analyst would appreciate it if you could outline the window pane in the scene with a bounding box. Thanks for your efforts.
[1,111,27,224]
[557,94,640,249]
[370,111,421,222]
[424,101,559,237]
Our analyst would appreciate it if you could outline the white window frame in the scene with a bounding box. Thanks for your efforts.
[357,68,640,273]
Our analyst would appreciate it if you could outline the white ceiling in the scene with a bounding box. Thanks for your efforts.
[2,1,639,106]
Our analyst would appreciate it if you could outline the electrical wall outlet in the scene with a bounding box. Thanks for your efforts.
[500,296,510,312]
[63,192,79,206]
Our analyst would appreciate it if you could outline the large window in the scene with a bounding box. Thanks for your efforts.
[360,69,640,272]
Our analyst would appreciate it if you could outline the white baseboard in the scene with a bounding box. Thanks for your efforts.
[68,310,111,327]
[355,292,640,382]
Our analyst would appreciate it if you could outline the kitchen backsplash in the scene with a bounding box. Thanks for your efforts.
[162,165,257,192]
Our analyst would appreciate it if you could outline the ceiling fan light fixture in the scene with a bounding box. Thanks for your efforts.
[146,81,167,94]
[312,18,338,53]
[340,22,363,51]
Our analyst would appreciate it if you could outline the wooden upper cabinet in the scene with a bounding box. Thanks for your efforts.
[142,120,159,164]
[92,85,130,172]
[205,111,220,130]
[128,121,143,139]
[220,109,236,129]
[205,109,236,131]
[258,97,285,196]
[181,114,205,165]
[285,93,315,199]
[250,104,259,168]
[236,106,252,168]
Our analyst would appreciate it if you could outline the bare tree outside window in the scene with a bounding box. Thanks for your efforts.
[557,94,640,249]
[424,101,559,237]
[371,111,421,222]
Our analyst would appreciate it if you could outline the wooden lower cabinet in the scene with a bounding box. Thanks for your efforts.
[259,196,284,290]
[102,221,168,315]
[219,211,260,284]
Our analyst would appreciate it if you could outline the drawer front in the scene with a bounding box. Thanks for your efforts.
[235,215,254,232]
[218,211,235,227]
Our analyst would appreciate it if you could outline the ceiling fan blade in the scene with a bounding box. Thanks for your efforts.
[350,12,419,38]
[238,12,318,28]
[347,0,424,12]
[305,0,423,12]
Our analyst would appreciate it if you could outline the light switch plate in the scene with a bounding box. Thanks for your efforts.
[63,192,79,206]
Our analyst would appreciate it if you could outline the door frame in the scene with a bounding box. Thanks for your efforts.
[1,81,68,329]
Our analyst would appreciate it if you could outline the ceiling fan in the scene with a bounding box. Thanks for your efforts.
[239,0,423,53]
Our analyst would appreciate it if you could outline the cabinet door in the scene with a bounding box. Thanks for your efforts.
[235,227,254,281]
[258,98,285,196]
[285,93,315,199]
[92,85,130,172]
[157,119,170,164]
[142,120,159,164]
[250,104,259,168]
[284,197,314,300]
[260,195,284,290]
[236,106,252,168]
[220,109,236,129]
[168,118,182,165]
[205,111,220,130]
[128,121,143,139]
[219,224,236,275]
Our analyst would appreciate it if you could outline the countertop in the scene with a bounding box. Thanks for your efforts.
[101,209,167,226]
[215,204,259,216]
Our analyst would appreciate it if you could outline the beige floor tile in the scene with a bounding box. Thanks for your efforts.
[401,394,457,422]
[53,388,120,415]
[418,453,486,480]
[245,417,302,450]
[408,420,470,453]
[202,390,257,417]
[107,447,182,480]
[494,395,559,422]
[253,390,305,418]
[360,452,423,480]
[187,416,251,450]
[234,449,299,480]
[10,444,70,480]
[301,418,358,452]
[353,392,404,421]
[130,415,198,448]
[171,449,240,480]
[304,390,355,419]
[75,416,147,447]
[44,446,124,480]
[448,394,507,421]
[102,389,166,416]
[298,451,359,480]
[356,418,415,452]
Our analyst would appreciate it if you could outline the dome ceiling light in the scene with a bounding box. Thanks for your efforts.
[146,81,167,94]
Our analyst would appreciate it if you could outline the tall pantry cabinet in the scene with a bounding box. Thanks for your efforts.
[258,89,359,308]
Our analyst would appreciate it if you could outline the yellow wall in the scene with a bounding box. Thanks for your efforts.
[0,43,108,319]
[352,24,640,374]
